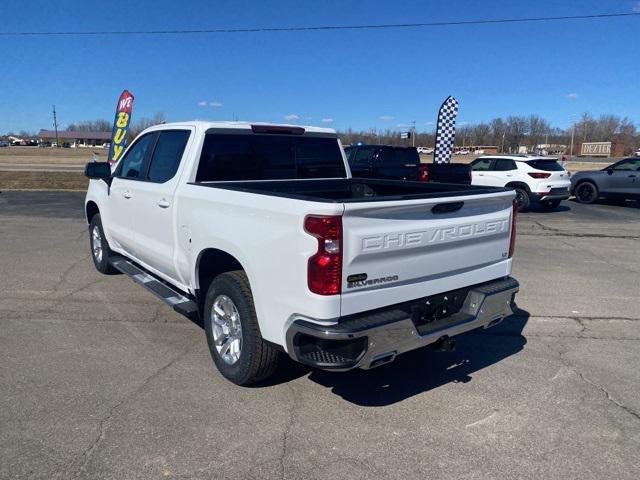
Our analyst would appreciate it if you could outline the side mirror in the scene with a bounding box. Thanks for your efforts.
[85,162,112,181]
[606,168,614,175]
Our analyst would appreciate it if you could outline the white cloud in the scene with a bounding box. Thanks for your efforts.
[396,123,412,128]
[424,121,435,126]
[378,115,394,121]
[321,118,334,123]
[633,1,640,12]
[284,114,300,121]
[566,92,578,99]
[199,100,223,107]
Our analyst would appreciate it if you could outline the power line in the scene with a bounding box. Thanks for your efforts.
[1,12,638,37]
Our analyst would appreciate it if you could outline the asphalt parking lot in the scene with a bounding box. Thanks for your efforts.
[1,191,639,480]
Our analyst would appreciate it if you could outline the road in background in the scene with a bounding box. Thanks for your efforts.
[1,191,639,480]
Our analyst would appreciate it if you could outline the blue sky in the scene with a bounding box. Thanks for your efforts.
[1,0,639,133]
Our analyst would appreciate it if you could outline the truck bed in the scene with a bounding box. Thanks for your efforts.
[192,178,508,203]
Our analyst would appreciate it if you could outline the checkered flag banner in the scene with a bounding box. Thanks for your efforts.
[433,96,459,164]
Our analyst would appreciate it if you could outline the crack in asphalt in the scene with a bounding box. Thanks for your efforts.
[70,341,196,479]
[524,220,640,240]
[552,345,640,424]
[279,381,299,480]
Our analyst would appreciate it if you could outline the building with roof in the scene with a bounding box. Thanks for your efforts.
[38,130,111,147]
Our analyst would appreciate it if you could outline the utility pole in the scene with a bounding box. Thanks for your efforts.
[52,105,59,148]
[412,120,416,147]
[569,116,575,158]
[501,131,506,153]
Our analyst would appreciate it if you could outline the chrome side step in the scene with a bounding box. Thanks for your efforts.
[110,256,199,321]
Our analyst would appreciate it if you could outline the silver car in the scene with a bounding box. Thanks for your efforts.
[571,157,640,204]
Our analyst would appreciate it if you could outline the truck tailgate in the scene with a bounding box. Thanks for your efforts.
[340,190,515,316]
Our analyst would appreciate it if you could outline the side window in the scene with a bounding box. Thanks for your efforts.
[147,130,191,183]
[494,159,516,171]
[612,159,637,171]
[379,148,396,165]
[115,133,155,179]
[471,158,494,171]
[353,147,375,166]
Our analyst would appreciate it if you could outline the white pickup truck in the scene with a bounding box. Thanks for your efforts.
[84,121,519,385]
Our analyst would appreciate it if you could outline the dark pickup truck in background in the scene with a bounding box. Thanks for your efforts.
[344,145,471,184]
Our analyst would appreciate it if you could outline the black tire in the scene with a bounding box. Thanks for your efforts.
[89,214,117,274]
[539,199,561,211]
[574,181,598,204]
[203,270,279,386]
[513,187,531,212]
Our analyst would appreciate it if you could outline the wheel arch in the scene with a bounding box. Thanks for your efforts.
[195,248,247,316]
[504,181,531,192]
[85,201,100,224]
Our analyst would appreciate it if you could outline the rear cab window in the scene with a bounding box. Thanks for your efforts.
[196,133,347,181]
[526,159,565,171]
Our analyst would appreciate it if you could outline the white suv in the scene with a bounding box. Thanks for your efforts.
[470,155,571,211]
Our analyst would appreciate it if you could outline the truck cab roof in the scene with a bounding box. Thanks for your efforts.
[143,120,337,136]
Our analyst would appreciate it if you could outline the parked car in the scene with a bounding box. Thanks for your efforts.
[344,144,471,184]
[634,148,640,156]
[84,121,519,385]
[0,140,9,147]
[417,146,434,154]
[571,157,640,204]
[470,155,571,211]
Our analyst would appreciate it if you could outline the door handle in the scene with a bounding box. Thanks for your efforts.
[157,199,170,209]
[628,174,637,178]
[123,191,132,199]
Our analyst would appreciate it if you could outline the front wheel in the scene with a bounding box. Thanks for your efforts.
[204,271,280,386]
[574,182,598,204]
[513,187,531,212]
[89,214,117,274]
[539,199,561,211]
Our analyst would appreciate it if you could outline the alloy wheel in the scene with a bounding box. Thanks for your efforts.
[211,295,243,365]
[92,226,103,263]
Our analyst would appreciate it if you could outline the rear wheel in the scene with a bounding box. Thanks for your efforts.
[204,271,280,385]
[575,182,598,204]
[539,199,561,211]
[513,187,531,212]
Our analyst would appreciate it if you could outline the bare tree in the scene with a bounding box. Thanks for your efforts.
[128,112,167,139]
[505,116,528,152]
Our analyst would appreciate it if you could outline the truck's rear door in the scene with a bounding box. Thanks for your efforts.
[340,191,515,315]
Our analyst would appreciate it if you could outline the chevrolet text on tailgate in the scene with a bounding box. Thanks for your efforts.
[84,121,519,385]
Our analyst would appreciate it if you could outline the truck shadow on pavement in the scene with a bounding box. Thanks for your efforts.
[298,308,530,406]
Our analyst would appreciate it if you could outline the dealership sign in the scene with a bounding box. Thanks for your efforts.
[107,90,135,165]
[581,142,611,157]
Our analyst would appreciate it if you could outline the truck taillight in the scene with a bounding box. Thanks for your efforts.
[527,172,551,179]
[509,200,517,258]
[418,164,429,182]
[304,215,342,295]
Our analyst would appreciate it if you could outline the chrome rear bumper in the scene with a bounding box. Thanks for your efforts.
[286,277,519,371]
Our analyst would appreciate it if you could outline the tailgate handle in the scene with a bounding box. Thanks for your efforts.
[432,202,464,214]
